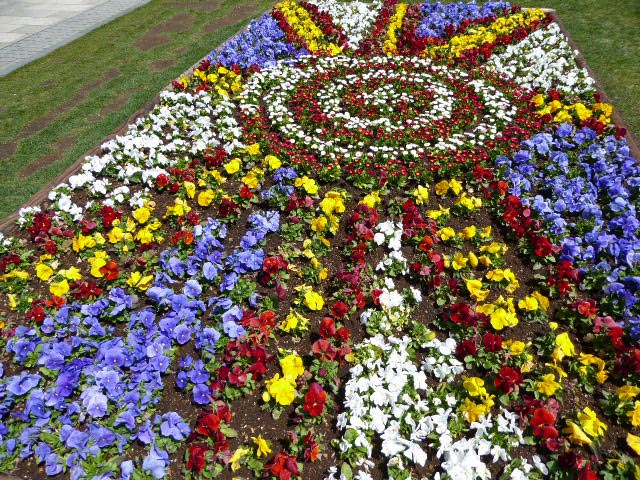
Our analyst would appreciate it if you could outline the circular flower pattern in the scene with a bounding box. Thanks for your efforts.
[240,55,538,183]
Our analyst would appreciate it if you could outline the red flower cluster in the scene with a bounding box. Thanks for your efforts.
[303,383,327,417]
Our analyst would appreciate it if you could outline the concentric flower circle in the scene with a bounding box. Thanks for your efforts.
[240,55,539,185]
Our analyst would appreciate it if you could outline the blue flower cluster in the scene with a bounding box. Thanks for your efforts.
[0,205,281,479]
[208,13,309,69]
[416,0,511,38]
[496,125,640,336]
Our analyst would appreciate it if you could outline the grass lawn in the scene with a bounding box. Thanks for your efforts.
[0,0,638,222]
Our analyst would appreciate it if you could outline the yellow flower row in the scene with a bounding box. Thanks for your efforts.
[176,65,243,98]
[424,9,547,58]
[532,94,613,125]
[383,3,408,56]
[276,0,343,56]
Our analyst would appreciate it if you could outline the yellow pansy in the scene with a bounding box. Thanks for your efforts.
[451,252,468,271]
[133,207,151,224]
[518,296,539,311]
[242,171,260,189]
[88,251,108,277]
[479,226,492,238]
[536,373,561,396]
[229,447,250,471]
[468,252,479,268]
[531,93,545,107]
[478,255,492,267]
[59,267,82,281]
[320,191,346,216]
[618,385,640,401]
[72,233,96,252]
[252,436,271,458]
[563,421,592,446]
[294,176,319,195]
[50,279,70,297]
[578,407,607,438]
[629,401,640,427]
[426,205,450,220]
[311,216,327,233]
[438,227,456,241]
[264,374,296,406]
[197,189,216,207]
[264,155,282,169]
[457,193,482,210]
[280,310,309,333]
[304,290,324,311]
[627,433,640,456]
[36,263,54,281]
[553,109,573,123]
[224,158,242,175]
[531,291,549,310]
[280,353,304,379]
[553,332,576,362]
[466,278,490,302]
[480,242,507,255]
[183,181,196,199]
[460,226,476,239]
[135,227,155,245]
[245,143,261,156]
[413,185,429,205]
[573,103,592,121]
[127,271,154,291]
[507,340,526,355]
[463,376,487,397]
[360,191,381,208]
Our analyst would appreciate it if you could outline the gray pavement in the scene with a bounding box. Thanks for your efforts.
[0,0,154,77]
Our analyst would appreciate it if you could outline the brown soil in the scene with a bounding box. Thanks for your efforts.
[17,133,77,179]
[135,13,195,51]
[0,68,121,170]
[150,58,179,71]
[200,3,264,34]
[87,86,144,121]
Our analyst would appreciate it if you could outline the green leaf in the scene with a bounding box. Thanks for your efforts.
[340,462,353,480]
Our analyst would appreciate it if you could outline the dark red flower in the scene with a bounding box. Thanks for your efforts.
[187,444,208,473]
[494,366,523,394]
[483,332,503,352]
[304,383,327,417]
[319,317,336,339]
[456,339,477,359]
[266,452,300,480]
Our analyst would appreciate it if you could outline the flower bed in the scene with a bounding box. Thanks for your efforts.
[1,1,640,479]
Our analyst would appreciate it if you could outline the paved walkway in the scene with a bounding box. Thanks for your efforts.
[0,0,153,77]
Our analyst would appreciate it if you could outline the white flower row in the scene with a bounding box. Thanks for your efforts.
[486,22,595,95]
[306,0,383,48]
[19,90,244,223]
[330,331,540,480]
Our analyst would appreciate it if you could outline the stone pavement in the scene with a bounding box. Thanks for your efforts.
[0,0,154,77]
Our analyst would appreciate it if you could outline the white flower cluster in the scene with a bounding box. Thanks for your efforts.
[240,56,517,164]
[486,22,595,95]
[331,331,536,480]
[306,0,383,48]
[21,90,244,223]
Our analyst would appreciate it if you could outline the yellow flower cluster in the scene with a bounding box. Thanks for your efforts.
[383,3,408,56]
[317,190,347,234]
[424,9,546,58]
[477,295,518,330]
[533,94,613,125]
[563,407,607,446]
[179,65,244,98]
[263,352,304,406]
[461,376,495,422]
[276,0,343,56]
